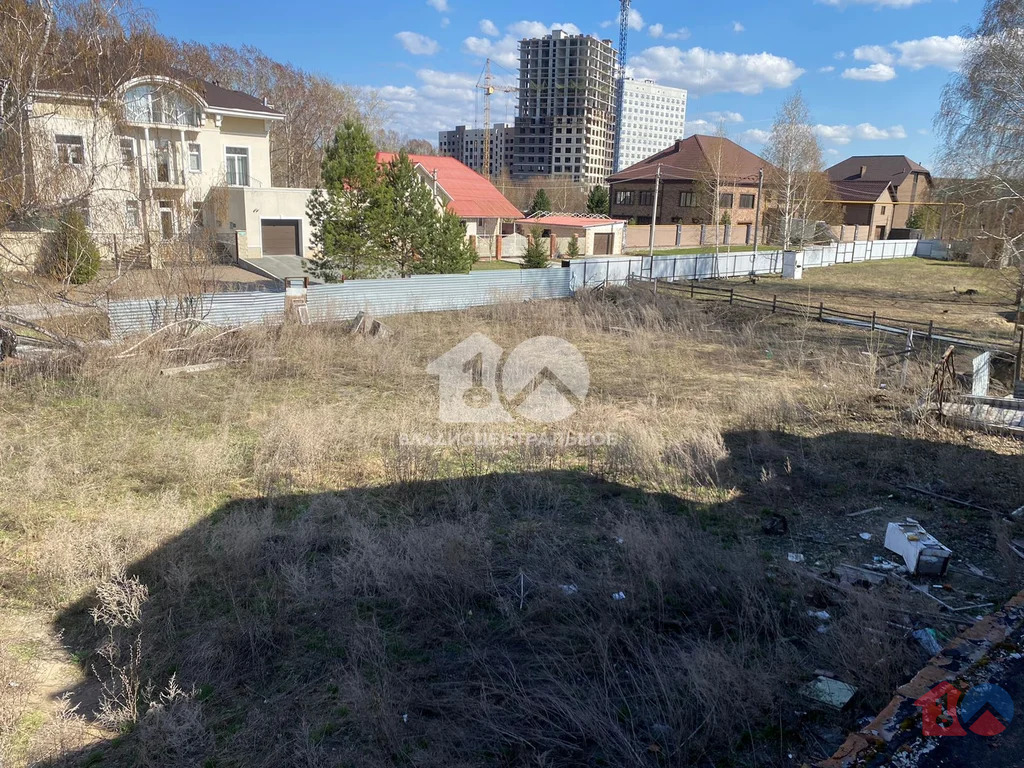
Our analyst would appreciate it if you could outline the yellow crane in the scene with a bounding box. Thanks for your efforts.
[475,59,517,180]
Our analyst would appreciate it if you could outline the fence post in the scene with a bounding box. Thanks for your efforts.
[673,258,678,282]
[772,295,777,313]
[690,281,695,299]
[582,260,587,288]
[730,289,735,305]
[871,311,876,332]
[606,261,610,286]
[928,320,934,342]
[819,302,824,321]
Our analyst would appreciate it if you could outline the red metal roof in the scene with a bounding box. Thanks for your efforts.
[517,216,626,229]
[376,153,523,220]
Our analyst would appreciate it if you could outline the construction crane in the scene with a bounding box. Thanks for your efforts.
[475,59,517,180]
[613,0,631,173]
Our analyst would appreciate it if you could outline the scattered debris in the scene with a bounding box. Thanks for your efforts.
[762,514,789,536]
[1012,505,1024,519]
[808,610,831,621]
[801,676,857,710]
[833,564,886,587]
[859,532,873,541]
[160,361,230,377]
[788,553,806,563]
[350,311,391,338]
[0,326,16,362]
[913,628,943,656]
[901,484,999,516]
[884,522,952,577]
[560,584,579,596]
[847,506,883,518]
[612,591,627,601]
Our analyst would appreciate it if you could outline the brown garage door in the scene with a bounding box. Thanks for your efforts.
[593,233,614,255]
[261,220,300,256]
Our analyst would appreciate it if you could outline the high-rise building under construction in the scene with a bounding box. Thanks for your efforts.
[511,30,618,186]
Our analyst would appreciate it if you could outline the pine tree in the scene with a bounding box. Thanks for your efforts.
[307,120,383,281]
[375,151,437,277]
[45,208,100,285]
[587,186,610,216]
[528,189,552,216]
[522,227,549,269]
[566,234,581,258]
[418,209,477,274]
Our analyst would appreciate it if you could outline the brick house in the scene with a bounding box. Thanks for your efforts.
[831,180,898,240]
[607,135,768,238]
[826,155,933,230]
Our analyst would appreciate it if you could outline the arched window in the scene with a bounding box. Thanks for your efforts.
[123,84,200,127]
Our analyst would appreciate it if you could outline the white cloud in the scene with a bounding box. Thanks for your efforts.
[825,148,840,156]
[629,8,645,30]
[649,23,664,38]
[853,44,896,65]
[706,111,745,123]
[814,123,907,144]
[426,0,449,11]
[665,28,691,40]
[834,51,847,60]
[737,128,769,144]
[842,63,897,81]
[371,68,485,139]
[817,0,928,7]
[893,35,969,69]
[630,46,804,95]
[396,31,440,56]
[464,21,581,67]
[393,32,438,56]
[479,19,499,36]
[917,128,929,135]
[441,17,450,28]
[732,21,745,33]
[819,66,835,73]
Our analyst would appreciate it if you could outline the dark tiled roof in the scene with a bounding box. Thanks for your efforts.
[832,180,897,203]
[826,155,931,186]
[608,135,769,184]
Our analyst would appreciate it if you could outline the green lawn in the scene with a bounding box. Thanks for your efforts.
[471,259,522,271]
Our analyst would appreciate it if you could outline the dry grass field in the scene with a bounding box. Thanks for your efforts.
[703,257,1022,347]
[1,288,1022,767]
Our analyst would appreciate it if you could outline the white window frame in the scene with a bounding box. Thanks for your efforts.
[188,143,202,173]
[55,134,85,166]
[224,146,250,187]
[192,202,205,229]
[120,137,136,166]
[125,200,141,229]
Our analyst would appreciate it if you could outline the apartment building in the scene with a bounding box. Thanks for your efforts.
[437,124,513,178]
[21,71,313,264]
[512,30,618,186]
[615,78,688,173]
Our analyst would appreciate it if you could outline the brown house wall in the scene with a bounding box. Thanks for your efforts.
[610,180,761,227]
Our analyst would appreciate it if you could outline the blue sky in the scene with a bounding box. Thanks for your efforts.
[145,0,980,169]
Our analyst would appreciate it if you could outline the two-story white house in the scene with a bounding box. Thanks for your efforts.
[24,70,312,266]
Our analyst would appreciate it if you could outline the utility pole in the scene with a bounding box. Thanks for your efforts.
[647,164,661,279]
[752,167,764,262]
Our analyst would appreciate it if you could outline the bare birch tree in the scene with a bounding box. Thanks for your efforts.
[696,123,730,256]
[762,92,828,249]
[937,0,1024,303]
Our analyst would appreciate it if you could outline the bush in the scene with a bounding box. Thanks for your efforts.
[44,209,101,284]
[522,227,549,269]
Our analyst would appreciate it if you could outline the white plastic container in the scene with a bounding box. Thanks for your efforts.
[884,522,952,577]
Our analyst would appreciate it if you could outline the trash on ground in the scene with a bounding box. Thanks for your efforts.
[859,532,873,541]
[808,610,831,621]
[884,522,952,577]
[612,591,627,601]
[913,628,943,656]
[560,584,579,595]
[788,553,806,563]
[762,514,789,536]
[833,564,886,587]
[847,506,883,518]
[1012,505,1024,518]
[801,676,857,710]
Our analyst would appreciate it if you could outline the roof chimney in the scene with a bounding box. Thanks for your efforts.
[859,165,867,178]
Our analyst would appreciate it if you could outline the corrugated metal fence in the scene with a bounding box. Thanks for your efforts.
[572,239,924,289]
[108,269,572,339]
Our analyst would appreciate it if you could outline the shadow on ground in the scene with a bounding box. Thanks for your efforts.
[36,429,1024,768]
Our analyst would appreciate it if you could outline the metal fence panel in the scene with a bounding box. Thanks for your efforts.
[306,269,571,323]
[108,292,286,339]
